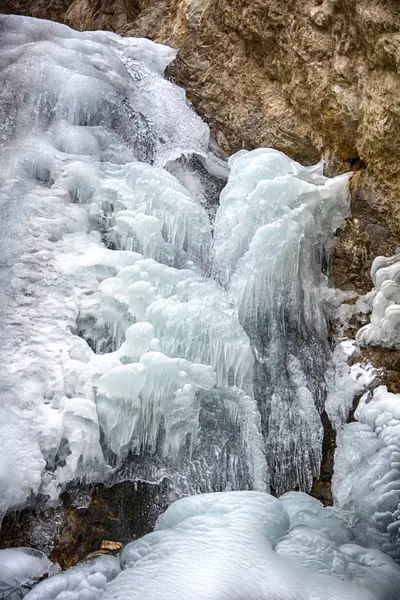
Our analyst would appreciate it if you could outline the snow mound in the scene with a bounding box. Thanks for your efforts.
[334,385,400,562]
[27,492,400,600]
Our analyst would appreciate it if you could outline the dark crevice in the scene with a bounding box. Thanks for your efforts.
[311,410,335,506]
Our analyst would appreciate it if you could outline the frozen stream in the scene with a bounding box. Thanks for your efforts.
[0,14,400,600]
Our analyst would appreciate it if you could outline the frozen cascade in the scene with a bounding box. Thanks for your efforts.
[1,12,400,600]
[212,149,351,493]
[0,14,265,515]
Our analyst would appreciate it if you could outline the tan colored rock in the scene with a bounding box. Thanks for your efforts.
[64,0,142,32]
[100,539,123,553]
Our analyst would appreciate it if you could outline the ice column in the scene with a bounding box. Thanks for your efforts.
[212,149,351,493]
[357,253,400,347]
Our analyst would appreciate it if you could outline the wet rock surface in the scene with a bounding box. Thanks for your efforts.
[0,480,169,569]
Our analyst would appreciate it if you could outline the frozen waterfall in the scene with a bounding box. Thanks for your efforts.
[1,13,400,600]
[212,149,350,493]
[0,13,351,512]
[0,14,265,513]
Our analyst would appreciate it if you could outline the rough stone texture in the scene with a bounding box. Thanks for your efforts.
[1,1,399,172]
[0,480,169,569]
[0,0,142,29]
[64,0,142,32]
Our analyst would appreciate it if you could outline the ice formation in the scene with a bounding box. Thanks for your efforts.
[0,14,265,513]
[333,255,400,564]
[25,554,120,600]
[357,253,400,347]
[0,548,58,599]
[333,385,400,562]
[325,340,378,432]
[212,148,351,492]
[0,13,354,511]
[1,12,400,600]
[26,492,400,599]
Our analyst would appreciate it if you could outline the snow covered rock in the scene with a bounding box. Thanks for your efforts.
[0,548,58,599]
[333,385,400,563]
[26,492,400,600]
[357,254,400,347]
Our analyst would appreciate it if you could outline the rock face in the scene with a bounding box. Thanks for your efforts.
[2,2,399,174]
[0,0,141,30]
[0,480,169,568]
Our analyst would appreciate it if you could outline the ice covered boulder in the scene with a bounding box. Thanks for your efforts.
[103,492,400,600]
[357,253,400,347]
[30,491,394,600]
[25,554,119,600]
[0,548,58,599]
[333,385,400,562]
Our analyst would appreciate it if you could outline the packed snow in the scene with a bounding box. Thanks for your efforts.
[24,492,400,599]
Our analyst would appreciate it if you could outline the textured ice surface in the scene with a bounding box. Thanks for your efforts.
[25,554,120,600]
[325,341,379,431]
[334,255,400,563]
[357,253,400,347]
[212,148,351,493]
[27,491,400,599]
[0,548,58,599]
[0,11,352,513]
[0,14,265,512]
[333,385,400,562]
[106,492,400,600]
